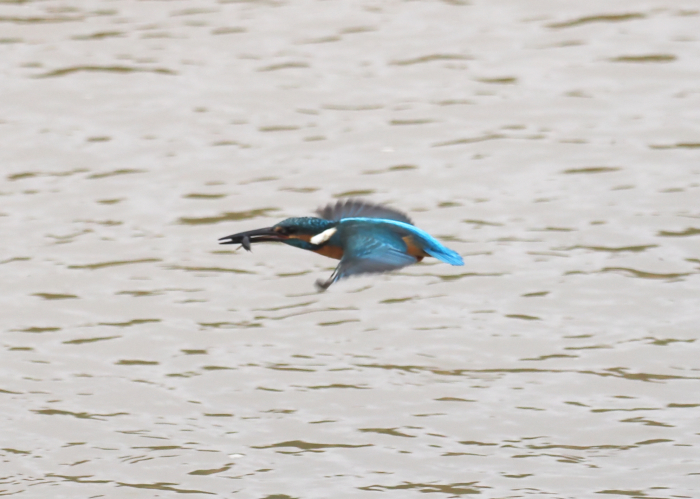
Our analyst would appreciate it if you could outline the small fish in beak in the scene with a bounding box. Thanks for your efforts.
[218,226,283,252]
[240,235,251,252]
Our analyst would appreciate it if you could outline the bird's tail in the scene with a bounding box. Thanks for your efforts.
[425,246,464,266]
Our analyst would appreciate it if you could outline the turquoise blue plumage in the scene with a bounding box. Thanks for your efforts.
[219,199,463,290]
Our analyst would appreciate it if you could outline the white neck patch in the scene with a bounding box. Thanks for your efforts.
[310,227,337,245]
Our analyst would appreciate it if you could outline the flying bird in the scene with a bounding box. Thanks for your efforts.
[218,199,463,290]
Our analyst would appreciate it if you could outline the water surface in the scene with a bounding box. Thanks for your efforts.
[1,0,699,497]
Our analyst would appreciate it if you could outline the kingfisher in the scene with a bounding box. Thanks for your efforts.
[218,199,463,290]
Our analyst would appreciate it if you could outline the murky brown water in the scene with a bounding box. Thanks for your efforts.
[2,1,700,497]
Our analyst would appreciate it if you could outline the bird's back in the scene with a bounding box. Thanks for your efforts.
[339,218,463,266]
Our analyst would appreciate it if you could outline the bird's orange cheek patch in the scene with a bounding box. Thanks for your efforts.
[285,234,313,243]
[289,234,310,241]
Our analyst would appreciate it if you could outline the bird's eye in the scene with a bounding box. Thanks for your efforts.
[275,226,295,236]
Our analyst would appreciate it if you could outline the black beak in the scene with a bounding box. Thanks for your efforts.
[218,227,283,251]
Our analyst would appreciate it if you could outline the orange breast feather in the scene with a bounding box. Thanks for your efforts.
[313,244,344,260]
[403,236,428,261]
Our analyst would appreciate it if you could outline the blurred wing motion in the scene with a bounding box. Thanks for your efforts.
[345,218,464,266]
[316,224,418,290]
[316,199,413,225]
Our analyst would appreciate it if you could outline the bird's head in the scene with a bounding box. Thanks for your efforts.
[219,217,337,251]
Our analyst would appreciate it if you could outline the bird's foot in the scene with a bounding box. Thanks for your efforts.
[314,278,333,292]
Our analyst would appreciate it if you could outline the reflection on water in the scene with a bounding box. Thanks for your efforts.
[2,0,700,497]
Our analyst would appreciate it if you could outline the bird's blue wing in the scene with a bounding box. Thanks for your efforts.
[343,218,464,266]
[316,226,417,289]
[315,199,413,225]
